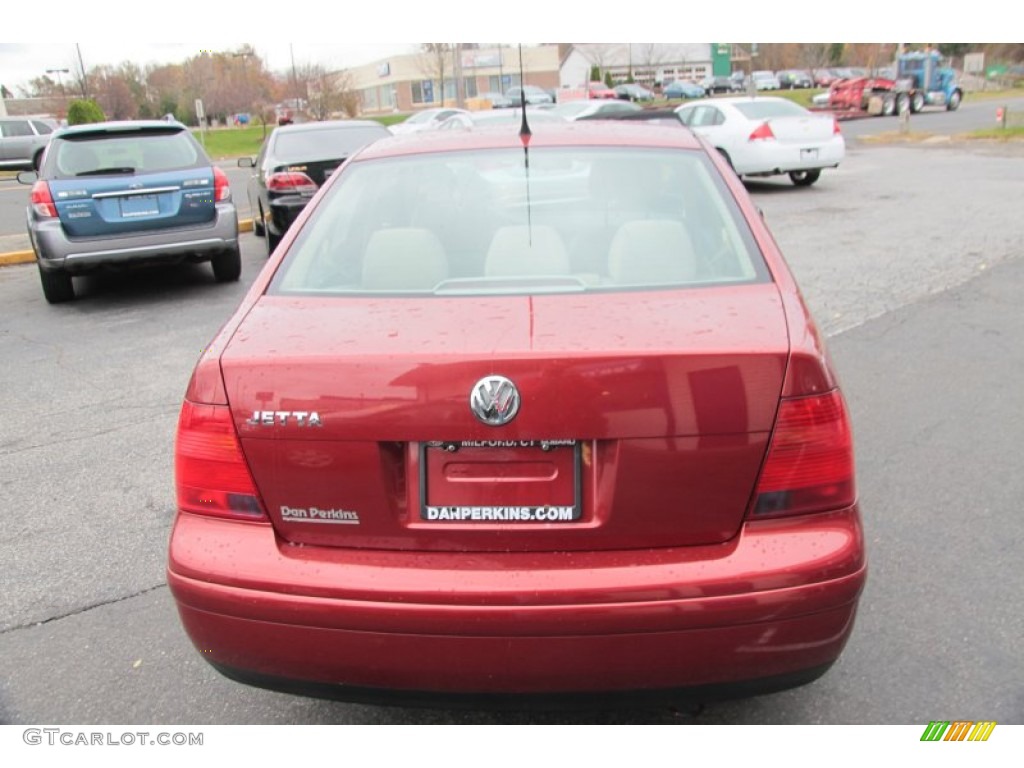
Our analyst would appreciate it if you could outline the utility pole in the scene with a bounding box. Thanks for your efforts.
[75,44,89,100]
[290,44,299,105]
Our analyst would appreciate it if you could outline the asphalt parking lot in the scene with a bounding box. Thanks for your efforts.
[0,140,1022,725]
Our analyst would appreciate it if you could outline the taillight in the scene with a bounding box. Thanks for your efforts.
[752,390,855,518]
[175,401,266,521]
[213,166,231,202]
[833,118,842,135]
[267,171,318,193]
[30,181,57,218]
[748,121,775,141]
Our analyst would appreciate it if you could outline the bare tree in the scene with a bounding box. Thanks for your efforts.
[801,43,833,80]
[578,44,619,84]
[91,65,139,121]
[295,64,356,120]
[419,43,455,105]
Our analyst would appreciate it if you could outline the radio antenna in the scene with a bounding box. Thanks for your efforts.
[517,43,532,141]
[517,44,533,244]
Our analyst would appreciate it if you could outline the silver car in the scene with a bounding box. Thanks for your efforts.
[0,117,56,171]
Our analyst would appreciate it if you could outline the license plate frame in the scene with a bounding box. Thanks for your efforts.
[419,440,582,523]
[800,148,819,161]
[120,194,160,218]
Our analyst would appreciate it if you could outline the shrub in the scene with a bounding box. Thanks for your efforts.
[67,99,106,125]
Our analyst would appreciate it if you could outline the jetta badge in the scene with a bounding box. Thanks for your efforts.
[470,376,520,426]
[246,410,323,427]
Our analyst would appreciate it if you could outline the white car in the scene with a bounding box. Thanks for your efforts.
[390,108,470,135]
[675,97,844,186]
[548,99,642,121]
[752,70,780,91]
[436,109,567,130]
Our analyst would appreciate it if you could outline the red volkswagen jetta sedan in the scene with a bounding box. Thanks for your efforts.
[169,120,866,706]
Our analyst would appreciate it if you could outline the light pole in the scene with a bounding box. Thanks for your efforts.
[46,67,69,118]
[46,68,69,96]
[747,43,759,97]
[232,50,254,125]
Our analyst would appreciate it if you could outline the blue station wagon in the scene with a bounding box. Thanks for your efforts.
[23,120,239,303]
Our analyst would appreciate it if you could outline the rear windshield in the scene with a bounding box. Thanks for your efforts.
[273,126,390,162]
[734,100,808,120]
[47,130,205,178]
[271,146,769,297]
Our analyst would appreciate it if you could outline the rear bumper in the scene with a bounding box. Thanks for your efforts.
[168,506,866,700]
[734,138,845,177]
[267,194,312,237]
[30,203,238,273]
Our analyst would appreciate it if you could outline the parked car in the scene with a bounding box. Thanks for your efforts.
[700,76,736,95]
[437,109,567,130]
[169,118,866,705]
[21,120,239,303]
[239,120,391,255]
[751,70,781,90]
[675,96,844,186]
[0,117,56,171]
[614,83,656,102]
[548,99,642,120]
[505,85,555,105]
[776,70,814,89]
[664,80,706,99]
[587,81,617,99]
[389,108,470,135]
[478,92,514,109]
[814,69,842,87]
[576,108,685,127]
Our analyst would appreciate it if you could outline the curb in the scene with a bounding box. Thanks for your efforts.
[0,250,35,266]
[0,218,254,267]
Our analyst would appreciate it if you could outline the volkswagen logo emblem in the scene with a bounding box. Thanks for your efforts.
[469,375,520,426]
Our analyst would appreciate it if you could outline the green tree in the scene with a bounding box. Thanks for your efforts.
[66,99,106,125]
[590,65,601,82]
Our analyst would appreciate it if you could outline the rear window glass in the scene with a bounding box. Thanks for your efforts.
[271,147,769,297]
[49,131,204,178]
[273,126,390,160]
[735,101,808,120]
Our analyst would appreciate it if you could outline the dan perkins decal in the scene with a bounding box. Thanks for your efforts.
[281,506,360,525]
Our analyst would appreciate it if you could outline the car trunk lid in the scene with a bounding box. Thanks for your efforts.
[766,115,837,145]
[221,285,789,552]
[272,158,345,188]
[50,169,216,238]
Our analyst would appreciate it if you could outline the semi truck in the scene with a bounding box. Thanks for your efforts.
[825,50,963,118]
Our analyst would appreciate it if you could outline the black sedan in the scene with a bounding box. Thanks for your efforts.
[701,76,739,94]
[777,70,814,89]
[613,83,655,102]
[239,120,391,254]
